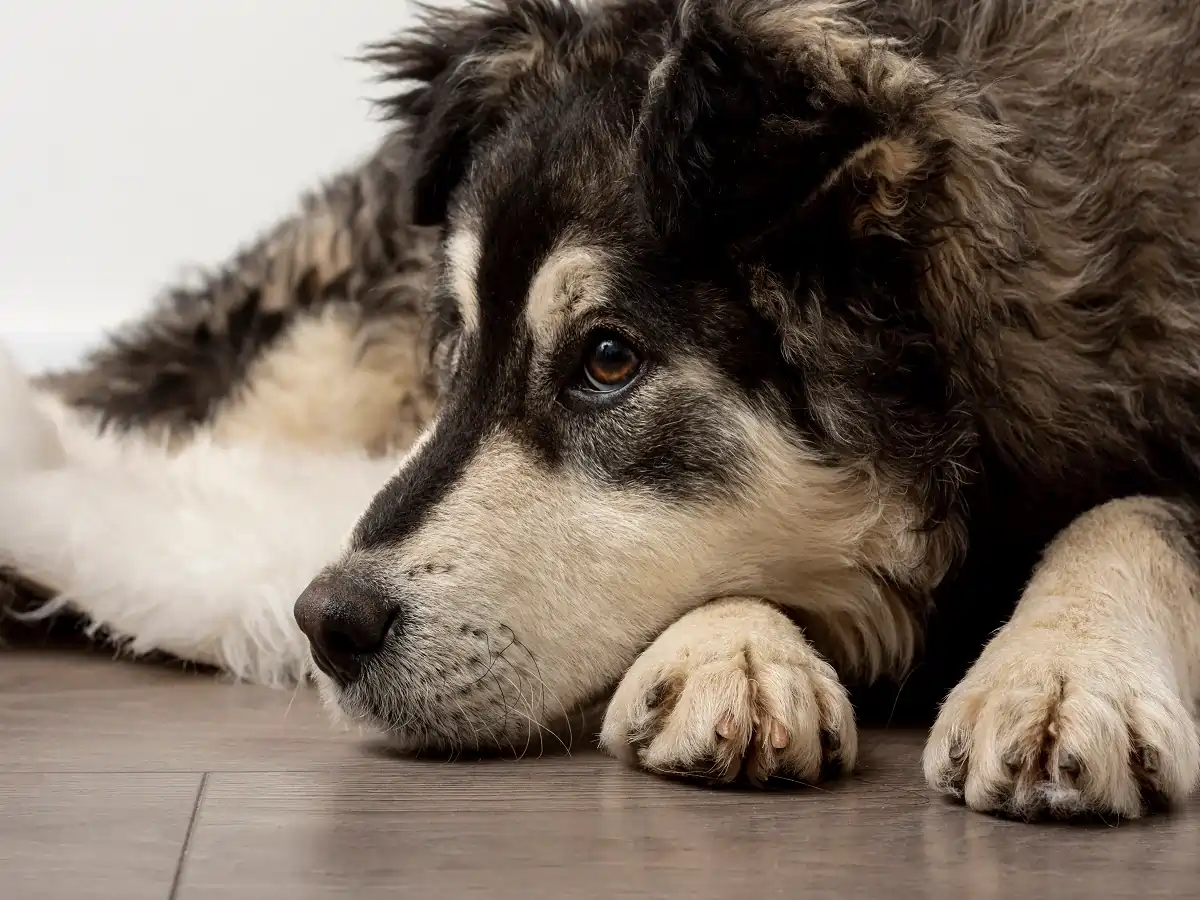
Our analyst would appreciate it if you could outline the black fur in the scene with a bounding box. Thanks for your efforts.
[353,0,1200,711]
[30,0,1200,732]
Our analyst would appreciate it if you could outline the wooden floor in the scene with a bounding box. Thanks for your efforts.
[2,641,1197,900]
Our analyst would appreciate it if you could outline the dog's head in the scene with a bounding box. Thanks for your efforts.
[295,0,1018,752]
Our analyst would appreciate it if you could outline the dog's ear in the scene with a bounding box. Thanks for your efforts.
[633,1,1018,511]
[365,0,583,226]
[634,0,1012,257]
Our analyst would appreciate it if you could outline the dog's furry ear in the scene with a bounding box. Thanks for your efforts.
[365,0,583,226]
[635,0,1011,254]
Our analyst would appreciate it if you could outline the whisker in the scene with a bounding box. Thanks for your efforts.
[495,660,567,759]
[449,694,483,758]
[496,665,535,761]
[501,625,575,755]
[886,664,920,728]
[281,680,303,723]
[463,630,517,690]
[766,774,834,793]
[487,668,519,760]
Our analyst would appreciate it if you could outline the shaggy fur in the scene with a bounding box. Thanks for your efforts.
[3,0,1200,820]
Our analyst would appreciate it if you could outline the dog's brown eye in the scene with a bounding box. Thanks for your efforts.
[582,333,641,392]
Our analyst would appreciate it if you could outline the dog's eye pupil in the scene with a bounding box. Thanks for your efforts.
[583,335,640,392]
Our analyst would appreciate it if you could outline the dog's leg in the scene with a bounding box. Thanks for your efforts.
[924,496,1200,818]
[0,348,401,686]
[600,597,857,784]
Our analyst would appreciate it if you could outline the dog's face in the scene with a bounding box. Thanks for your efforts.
[299,0,1011,752]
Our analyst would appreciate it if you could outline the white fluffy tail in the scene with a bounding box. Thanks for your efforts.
[0,347,66,472]
[0,345,401,686]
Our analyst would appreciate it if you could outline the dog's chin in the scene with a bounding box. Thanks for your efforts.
[308,657,585,758]
[310,670,436,752]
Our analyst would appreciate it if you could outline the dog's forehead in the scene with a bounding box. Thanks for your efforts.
[444,179,635,344]
[444,223,612,341]
[435,74,648,337]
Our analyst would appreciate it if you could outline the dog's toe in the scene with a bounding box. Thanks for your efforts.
[600,600,857,786]
[923,636,1200,819]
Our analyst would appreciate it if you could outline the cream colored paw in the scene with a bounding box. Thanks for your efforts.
[923,632,1200,819]
[600,599,857,785]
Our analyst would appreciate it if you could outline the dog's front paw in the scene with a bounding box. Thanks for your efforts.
[923,632,1200,819]
[599,599,856,785]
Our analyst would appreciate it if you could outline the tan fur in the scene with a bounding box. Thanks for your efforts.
[210,306,436,455]
[465,29,559,99]
[600,597,857,783]
[442,228,483,334]
[523,245,607,339]
[710,384,934,681]
[924,498,1200,817]
[325,352,938,749]
[838,136,928,233]
[256,203,356,314]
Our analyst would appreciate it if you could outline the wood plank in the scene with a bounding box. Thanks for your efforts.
[176,758,1199,900]
[0,646,925,778]
[0,647,360,772]
[6,647,1200,900]
[0,773,202,900]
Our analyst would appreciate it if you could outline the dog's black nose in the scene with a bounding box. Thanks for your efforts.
[294,574,396,684]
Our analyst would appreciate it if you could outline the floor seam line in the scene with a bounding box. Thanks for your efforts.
[167,771,209,900]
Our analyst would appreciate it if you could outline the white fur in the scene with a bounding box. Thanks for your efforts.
[0,349,66,472]
[0,345,402,686]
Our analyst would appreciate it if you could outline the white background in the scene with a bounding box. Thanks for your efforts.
[0,0,426,371]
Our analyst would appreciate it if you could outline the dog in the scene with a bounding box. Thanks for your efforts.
[3,0,1200,821]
